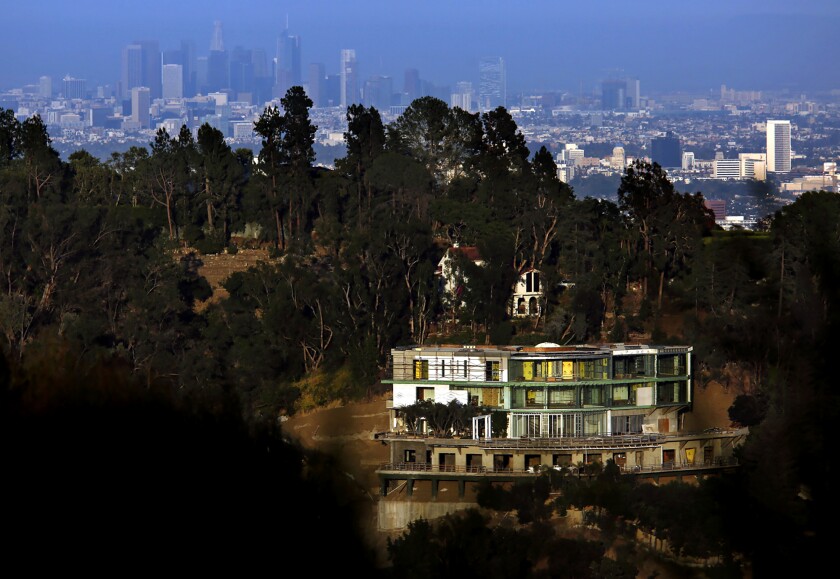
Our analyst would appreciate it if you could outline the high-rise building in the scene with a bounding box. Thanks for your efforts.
[131,86,151,129]
[682,151,695,171]
[450,81,474,112]
[39,76,52,99]
[340,49,358,108]
[162,64,183,99]
[651,131,682,169]
[210,21,224,52]
[363,75,393,111]
[275,28,301,97]
[601,79,627,110]
[308,63,325,107]
[62,76,86,100]
[478,56,505,112]
[627,77,641,110]
[766,120,791,173]
[404,68,420,103]
[122,41,161,100]
[206,49,229,94]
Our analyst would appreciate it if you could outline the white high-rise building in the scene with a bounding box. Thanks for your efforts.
[682,151,695,171]
[340,49,357,109]
[766,120,791,173]
[162,64,183,99]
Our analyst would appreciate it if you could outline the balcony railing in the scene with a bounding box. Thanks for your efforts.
[377,456,739,477]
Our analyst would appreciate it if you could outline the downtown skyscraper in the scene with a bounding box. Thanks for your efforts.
[121,40,161,100]
[340,49,358,108]
[478,56,505,112]
[274,26,301,98]
[766,119,792,173]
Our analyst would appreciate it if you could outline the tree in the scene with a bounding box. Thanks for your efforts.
[196,123,243,241]
[335,104,385,225]
[280,86,317,244]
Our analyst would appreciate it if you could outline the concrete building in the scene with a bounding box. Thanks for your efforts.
[340,49,358,108]
[162,64,183,100]
[450,81,474,112]
[681,151,695,171]
[478,56,505,112]
[766,119,791,173]
[130,86,150,129]
[376,342,745,498]
[713,158,740,179]
[739,153,767,180]
[651,131,681,169]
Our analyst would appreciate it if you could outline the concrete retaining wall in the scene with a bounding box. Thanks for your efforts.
[378,501,477,531]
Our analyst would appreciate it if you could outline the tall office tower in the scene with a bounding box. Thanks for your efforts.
[229,46,255,100]
[206,48,229,93]
[363,75,393,111]
[308,63,325,107]
[122,44,144,100]
[62,76,86,99]
[210,20,224,52]
[325,74,341,107]
[601,79,627,110]
[478,56,505,112]
[275,28,301,97]
[162,64,183,99]
[131,86,151,128]
[627,77,641,109]
[651,131,682,168]
[251,48,273,105]
[682,151,695,171]
[766,119,791,173]
[404,68,420,103]
[39,76,52,98]
[180,40,196,97]
[122,41,161,100]
[450,81,474,112]
[340,49,358,108]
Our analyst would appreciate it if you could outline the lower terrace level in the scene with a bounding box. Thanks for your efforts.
[376,428,747,497]
[377,457,741,498]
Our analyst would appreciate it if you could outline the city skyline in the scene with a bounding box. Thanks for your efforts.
[2,1,839,96]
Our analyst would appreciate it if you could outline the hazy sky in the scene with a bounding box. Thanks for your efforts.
[3,0,838,95]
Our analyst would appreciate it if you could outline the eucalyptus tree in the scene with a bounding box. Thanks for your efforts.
[335,104,385,226]
[618,159,712,309]
[196,123,244,241]
[279,86,317,244]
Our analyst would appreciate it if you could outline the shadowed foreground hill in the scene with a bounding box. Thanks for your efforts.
[0,352,382,575]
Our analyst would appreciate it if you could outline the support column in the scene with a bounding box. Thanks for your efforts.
[431,479,439,499]
[458,479,466,498]
[380,478,389,497]
[407,478,414,496]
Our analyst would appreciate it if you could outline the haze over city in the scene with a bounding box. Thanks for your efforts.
[3,0,839,95]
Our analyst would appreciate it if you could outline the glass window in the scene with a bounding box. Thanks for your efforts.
[485,361,500,381]
[414,360,429,379]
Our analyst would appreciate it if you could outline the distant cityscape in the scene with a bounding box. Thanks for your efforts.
[2,20,839,226]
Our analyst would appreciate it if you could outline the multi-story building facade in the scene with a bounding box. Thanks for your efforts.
[478,56,505,112]
[377,342,744,497]
[766,119,791,173]
[340,49,358,108]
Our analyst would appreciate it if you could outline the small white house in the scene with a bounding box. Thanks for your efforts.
[510,269,543,317]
